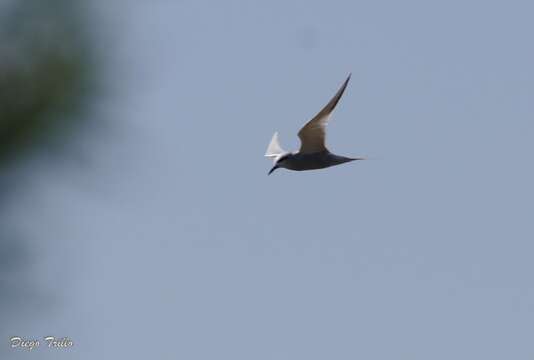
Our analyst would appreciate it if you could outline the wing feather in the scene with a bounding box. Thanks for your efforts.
[265,132,286,163]
[297,74,351,154]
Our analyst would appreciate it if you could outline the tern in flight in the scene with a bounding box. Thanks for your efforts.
[265,74,365,175]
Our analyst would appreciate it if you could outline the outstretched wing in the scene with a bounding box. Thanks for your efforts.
[297,74,351,154]
[264,132,287,163]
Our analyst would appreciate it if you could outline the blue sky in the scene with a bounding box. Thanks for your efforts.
[3,0,534,359]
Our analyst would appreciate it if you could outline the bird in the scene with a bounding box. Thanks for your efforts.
[265,74,365,175]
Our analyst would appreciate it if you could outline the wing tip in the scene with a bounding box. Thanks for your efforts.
[265,131,285,157]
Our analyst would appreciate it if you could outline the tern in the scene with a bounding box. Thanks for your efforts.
[265,74,365,175]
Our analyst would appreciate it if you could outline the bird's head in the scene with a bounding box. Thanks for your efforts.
[268,154,291,175]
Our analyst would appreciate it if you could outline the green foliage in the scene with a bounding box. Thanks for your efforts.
[0,0,93,162]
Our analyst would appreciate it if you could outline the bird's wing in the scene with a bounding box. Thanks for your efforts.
[297,74,351,154]
[265,132,286,162]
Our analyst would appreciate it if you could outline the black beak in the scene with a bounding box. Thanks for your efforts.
[268,165,279,175]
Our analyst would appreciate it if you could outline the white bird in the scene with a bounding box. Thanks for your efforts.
[265,74,365,175]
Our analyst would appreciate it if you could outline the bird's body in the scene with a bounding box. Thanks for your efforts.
[265,74,365,175]
[276,151,359,172]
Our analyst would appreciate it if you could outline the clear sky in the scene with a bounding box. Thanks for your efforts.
[3,0,534,359]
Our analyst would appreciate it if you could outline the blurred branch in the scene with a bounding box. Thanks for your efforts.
[0,0,96,334]
[0,0,94,163]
